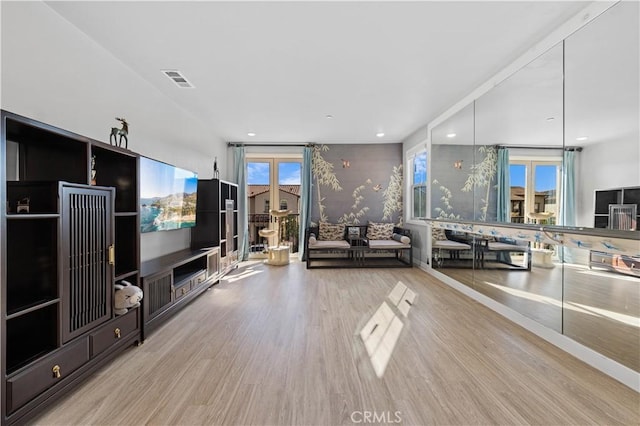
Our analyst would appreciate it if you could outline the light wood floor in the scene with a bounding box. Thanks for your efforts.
[439,261,640,372]
[34,260,639,425]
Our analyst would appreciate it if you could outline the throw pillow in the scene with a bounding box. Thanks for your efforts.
[432,228,448,241]
[318,222,345,240]
[392,233,411,244]
[366,222,395,240]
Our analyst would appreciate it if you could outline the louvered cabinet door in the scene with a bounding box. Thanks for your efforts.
[61,184,115,343]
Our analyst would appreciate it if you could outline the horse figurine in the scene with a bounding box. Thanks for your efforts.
[110,117,129,149]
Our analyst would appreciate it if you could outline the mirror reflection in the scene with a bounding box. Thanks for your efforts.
[429,1,639,372]
[562,1,639,372]
[431,103,476,289]
[472,42,564,331]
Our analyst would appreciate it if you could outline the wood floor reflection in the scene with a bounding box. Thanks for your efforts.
[438,260,640,372]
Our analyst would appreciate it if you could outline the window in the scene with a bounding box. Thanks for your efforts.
[412,151,427,218]
[280,199,288,210]
[510,159,560,224]
[264,199,270,213]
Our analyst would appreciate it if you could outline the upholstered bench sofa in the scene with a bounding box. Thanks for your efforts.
[305,222,412,269]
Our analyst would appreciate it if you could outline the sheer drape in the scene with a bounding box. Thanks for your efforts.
[234,146,249,261]
[497,148,510,222]
[298,146,313,260]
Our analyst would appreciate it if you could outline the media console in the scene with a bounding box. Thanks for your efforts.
[140,247,220,337]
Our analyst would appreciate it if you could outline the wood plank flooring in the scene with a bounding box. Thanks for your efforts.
[439,260,640,372]
[34,260,639,425]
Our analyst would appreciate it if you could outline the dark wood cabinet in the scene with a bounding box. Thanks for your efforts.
[190,178,239,275]
[141,248,219,337]
[1,110,141,425]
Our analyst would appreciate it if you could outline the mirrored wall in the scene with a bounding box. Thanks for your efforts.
[429,1,639,372]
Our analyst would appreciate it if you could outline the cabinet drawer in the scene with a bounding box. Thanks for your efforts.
[174,282,191,301]
[7,337,89,413]
[90,310,139,357]
[191,271,207,289]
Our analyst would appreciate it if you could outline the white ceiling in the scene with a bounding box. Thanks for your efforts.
[45,1,590,145]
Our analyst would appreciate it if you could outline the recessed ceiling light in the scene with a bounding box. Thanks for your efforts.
[247,132,256,137]
[446,133,456,138]
[576,136,588,141]
[325,114,334,119]
[376,132,385,138]
[546,117,555,121]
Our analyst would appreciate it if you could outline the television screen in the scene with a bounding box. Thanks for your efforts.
[140,156,198,233]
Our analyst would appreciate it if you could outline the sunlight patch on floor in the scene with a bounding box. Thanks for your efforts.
[483,281,640,328]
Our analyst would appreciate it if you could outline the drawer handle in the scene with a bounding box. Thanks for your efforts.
[181,287,187,295]
[114,328,121,339]
[52,365,61,379]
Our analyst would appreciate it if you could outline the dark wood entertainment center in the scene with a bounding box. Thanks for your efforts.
[1,111,238,425]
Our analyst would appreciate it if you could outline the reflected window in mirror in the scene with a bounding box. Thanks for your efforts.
[510,158,561,225]
[411,151,427,218]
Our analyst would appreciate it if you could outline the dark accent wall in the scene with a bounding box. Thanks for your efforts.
[311,144,403,225]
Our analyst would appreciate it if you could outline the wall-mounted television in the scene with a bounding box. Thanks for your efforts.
[140,156,198,233]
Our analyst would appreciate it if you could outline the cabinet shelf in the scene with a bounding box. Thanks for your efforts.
[90,144,138,212]
[6,218,58,314]
[6,299,60,320]
[115,270,139,282]
[7,181,59,214]
[115,212,138,217]
[6,304,59,375]
[6,213,60,220]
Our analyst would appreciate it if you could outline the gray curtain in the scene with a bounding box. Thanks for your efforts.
[298,146,313,260]
[496,148,510,222]
[234,146,250,261]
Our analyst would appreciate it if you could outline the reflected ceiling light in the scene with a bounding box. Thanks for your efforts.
[247,132,256,137]
[446,133,456,138]
[325,114,334,119]
[376,132,385,138]
[576,136,588,141]
[546,117,555,121]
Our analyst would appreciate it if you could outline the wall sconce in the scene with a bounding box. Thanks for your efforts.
[453,160,463,170]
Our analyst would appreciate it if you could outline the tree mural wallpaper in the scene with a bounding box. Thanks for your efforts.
[431,144,498,221]
[311,144,342,223]
[310,144,403,225]
[462,145,497,221]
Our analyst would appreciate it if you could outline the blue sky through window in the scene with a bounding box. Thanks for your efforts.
[413,152,427,185]
[247,161,301,185]
[510,164,557,191]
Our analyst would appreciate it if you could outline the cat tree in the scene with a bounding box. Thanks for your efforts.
[258,209,291,266]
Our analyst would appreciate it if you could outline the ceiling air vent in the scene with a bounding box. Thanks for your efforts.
[161,70,194,88]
